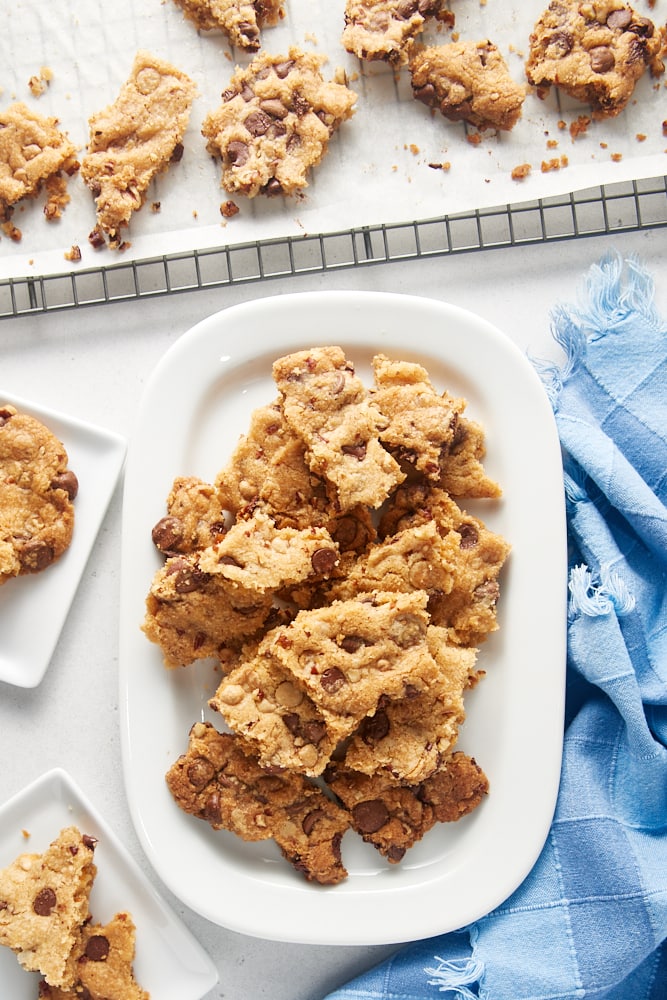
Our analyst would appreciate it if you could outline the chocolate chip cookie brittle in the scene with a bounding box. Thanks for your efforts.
[273,346,404,510]
[166,722,351,884]
[0,827,97,987]
[0,404,78,586]
[201,47,357,198]
[0,103,79,231]
[410,40,526,132]
[343,0,455,66]
[171,0,285,51]
[38,912,149,1000]
[525,0,666,118]
[81,51,196,248]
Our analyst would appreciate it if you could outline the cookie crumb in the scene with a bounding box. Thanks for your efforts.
[611,151,623,162]
[511,162,531,180]
[569,115,590,140]
[64,244,81,262]
[221,199,240,217]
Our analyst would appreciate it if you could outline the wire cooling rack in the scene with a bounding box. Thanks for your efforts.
[2,175,666,319]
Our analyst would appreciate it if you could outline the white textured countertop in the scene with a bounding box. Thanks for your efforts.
[1,227,666,1000]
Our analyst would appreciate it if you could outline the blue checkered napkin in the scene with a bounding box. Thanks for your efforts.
[325,254,667,1000]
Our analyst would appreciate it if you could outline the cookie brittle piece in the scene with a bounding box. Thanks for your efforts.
[437,416,502,499]
[210,651,337,775]
[38,912,149,1000]
[151,476,227,556]
[273,346,404,510]
[326,751,488,863]
[142,552,274,668]
[172,0,285,51]
[342,0,455,66]
[81,51,196,247]
[525,0,665,119]
[371,353,466,479]
[265,591,438,735]
[0,404,78,586]
[325,521,460,604]
[166,722,351,884]
[201,47,357,198]
[0,826,97,987]
[343,629,478,783]
[0,103,79,224]
[410,40,526,132]
[197,507,340,592]
[379,484,510,645]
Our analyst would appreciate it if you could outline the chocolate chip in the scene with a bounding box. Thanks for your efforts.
[360,709,390,744]
[413,83,437,107]
[302,809,325,835]
[628,17,654,37]
[82,834,97,851]
[320,667,346,694]
[20,539,54,573]
[239,20,260,47]
[263,178,284,196]
[0,408,14,426]
[85,935,110,961]
[51,470,78,500]
[170,142,184,163]
[301,720,327,745]
[590,46,615,73]
[606,8,631,29]
[152,516,184,552]
[274,60,295,78]
[341,443,367,461]
[339,635,365,653]
[547,29,574,56]
[396,0,418,19]
[311,547,337,576]
[387,845,406,862]
[352,800,390,834]
[33,888,57,916]
[244,110,273,136]
[187,756,216,788]
[332,516,369,551]
[218,554,242,568]
[171,559,209,593]
[260,99,289,119]
[227,140,250,167]
[203,791,222,824]
[458,523,479,549]
[474,579,500,607]
[88,227,105,249]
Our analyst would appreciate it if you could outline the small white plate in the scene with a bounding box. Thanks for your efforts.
[120,291,567,945]
[0,768,219,998]
[0,393,126,688]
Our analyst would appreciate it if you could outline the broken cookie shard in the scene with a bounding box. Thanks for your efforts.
[81,50,196,246]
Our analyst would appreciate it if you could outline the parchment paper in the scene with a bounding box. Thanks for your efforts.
[1,0,665,279]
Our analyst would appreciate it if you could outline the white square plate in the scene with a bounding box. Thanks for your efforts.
[0,768,218,998]
[119,291,568,945]
[0,393,126,688]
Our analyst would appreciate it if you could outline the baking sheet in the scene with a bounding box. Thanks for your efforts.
[1,0,665,279]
